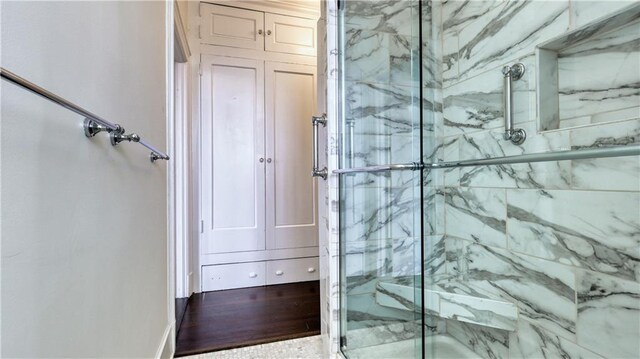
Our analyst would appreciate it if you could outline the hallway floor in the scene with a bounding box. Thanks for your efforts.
[182,335,324,358]
[175,281,321,357]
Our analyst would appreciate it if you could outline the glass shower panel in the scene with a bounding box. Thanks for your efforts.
[338,0,422,358]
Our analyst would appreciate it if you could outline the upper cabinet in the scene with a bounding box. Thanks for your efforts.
[200,3,316,56]
[264,13,316,56]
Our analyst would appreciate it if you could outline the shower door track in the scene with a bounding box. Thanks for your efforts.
[333,144,640,174]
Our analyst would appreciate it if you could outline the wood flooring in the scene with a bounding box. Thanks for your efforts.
[174,281,321,357]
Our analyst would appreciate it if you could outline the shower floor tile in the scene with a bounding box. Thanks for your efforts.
[345,335,481,359]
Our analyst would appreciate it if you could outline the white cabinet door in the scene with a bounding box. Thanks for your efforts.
[201,55,265,254]
[200,3,264,51]
[265,62,318,250]
[265,13,317,56]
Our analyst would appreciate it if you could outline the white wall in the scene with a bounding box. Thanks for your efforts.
[1,1,171,357]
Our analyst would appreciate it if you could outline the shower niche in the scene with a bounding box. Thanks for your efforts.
[537,3,640,131]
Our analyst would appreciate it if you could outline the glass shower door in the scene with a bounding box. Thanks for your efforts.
[337,0,423,358]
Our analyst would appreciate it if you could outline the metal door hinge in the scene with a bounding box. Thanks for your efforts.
[200,220,204,233]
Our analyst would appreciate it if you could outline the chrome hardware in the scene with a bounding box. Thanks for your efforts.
[110,130,140,146]
[307,267,316,273]
[0,67,170,162]
[83,118,123,138]
[258,29,263,35]
[249,272,258,278]
[275,270,284,276]
[427,145,640,169]
[266,30,272,35]
[259,157,265,163]
[312,114,328,180]
[333,162,424,174]
[502,63,526,145]
[267,158,272,163]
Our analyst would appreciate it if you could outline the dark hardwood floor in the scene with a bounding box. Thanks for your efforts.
[174,281,321,357]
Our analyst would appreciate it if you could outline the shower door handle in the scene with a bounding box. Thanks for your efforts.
[311,114,328,180]
[502,63,526,145]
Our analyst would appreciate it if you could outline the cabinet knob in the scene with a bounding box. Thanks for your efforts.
[249,272,258,278]
[266,30,272,35]
[266,158,272,163]
[275,270,284,276]
[258,29,263,35]
[259,157,265,163]
[307,267,316,273]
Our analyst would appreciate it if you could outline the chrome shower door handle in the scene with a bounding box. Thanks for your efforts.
[502,63,526,145]
[311,114,328,180]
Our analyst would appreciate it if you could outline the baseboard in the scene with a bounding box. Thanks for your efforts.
[155,321,176,359]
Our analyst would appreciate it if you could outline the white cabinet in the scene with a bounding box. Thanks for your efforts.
[199,2,319,291]
[200,55,265,254]
[265,13,316,56]
[265,62,317,250]
[202,262,266,291]
[200,3,264,50]
[200,3,317,56]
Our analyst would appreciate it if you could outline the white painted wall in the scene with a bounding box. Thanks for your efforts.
[0,1,171,357]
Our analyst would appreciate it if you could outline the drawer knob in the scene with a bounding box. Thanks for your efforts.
[275,270,284,276]
[307,267,316,273]
[249,272,258,278]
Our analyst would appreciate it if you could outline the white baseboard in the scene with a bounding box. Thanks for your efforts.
[155,321,175,359]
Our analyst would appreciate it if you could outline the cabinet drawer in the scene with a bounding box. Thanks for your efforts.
[200,3,264,50]
[266,257,319,285]
[265,13,316,56]
[202,262,266,291]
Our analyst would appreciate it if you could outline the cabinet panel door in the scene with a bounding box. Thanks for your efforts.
[200,3,264,50]
[265,13,316,56]
[265,62,317,249]
[201,55,265,254]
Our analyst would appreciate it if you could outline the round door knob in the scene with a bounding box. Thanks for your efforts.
[275,270,284,276]
[307,267,316,273]
[266,158,272,163]
[259,158,265,163]
[258,29,263,35]
[266,30,272,35]
[249,272,258,278]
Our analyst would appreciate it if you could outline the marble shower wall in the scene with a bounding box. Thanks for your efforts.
[340,0,425,350]
[433,1,640,358]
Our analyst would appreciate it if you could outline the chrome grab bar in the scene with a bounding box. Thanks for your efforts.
[0,67,170,162]
[502,63,526,145]
[311,114,328,180]
[333,145,640,174]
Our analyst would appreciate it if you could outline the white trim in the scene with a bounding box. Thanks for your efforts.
[174,2,191,62]
[165,0,176,347]
[203,0,320,19]
[154,322,176,359]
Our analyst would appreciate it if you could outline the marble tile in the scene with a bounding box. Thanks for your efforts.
[441,0,506,34]
[441,28,459,87]
[344,28,390,84]
[460,242,578,340]
[576,270,640,358]
[344,0,418,37]
[425,234,446,275]
[456,122,572,189]
[509,318,604,359]
[570,119,640,191]
[570,0,638,30]
[445,187,507,248]
[557,21,640,123]
[446,319,510,359]
[390,34,419,87]
[507,189,640,282]
[456,0,570,82]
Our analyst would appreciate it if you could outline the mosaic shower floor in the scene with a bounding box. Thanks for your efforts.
[346,335,481,359]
